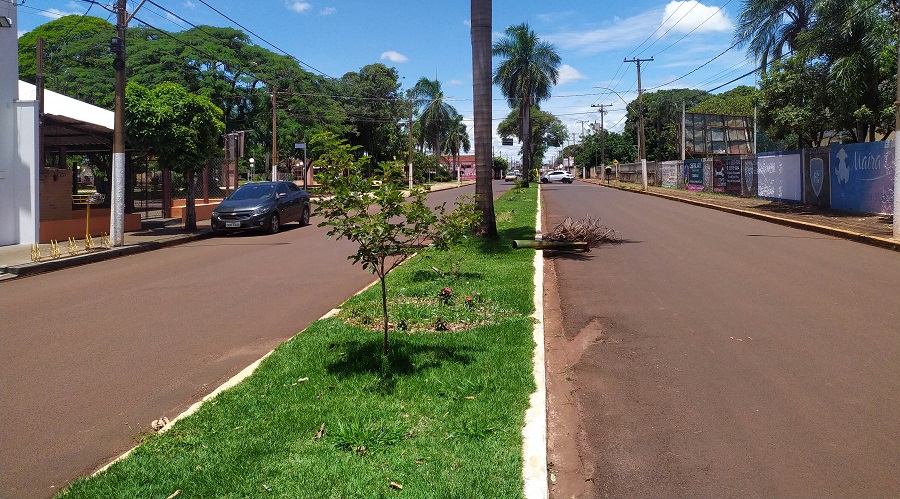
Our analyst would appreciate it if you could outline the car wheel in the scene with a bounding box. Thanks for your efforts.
[268,213,280,234]
[299,206,310,226]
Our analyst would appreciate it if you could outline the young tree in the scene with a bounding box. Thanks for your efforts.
[313,132,436,354]
[126,82,224,229]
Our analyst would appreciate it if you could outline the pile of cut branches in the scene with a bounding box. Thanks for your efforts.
[543,216,619,251]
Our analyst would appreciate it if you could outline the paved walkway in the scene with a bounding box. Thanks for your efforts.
[580,178,899,251]
[0,181,475,281]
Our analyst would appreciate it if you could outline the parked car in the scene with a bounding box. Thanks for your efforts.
[211,181,310,235]
[504,170,522,182]
[541,170,575,184]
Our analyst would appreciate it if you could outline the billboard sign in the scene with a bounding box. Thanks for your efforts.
[713,159,726,192]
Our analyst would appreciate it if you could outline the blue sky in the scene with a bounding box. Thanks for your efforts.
[15,0,757,162]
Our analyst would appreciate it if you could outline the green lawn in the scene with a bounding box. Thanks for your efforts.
[60,186,538,499]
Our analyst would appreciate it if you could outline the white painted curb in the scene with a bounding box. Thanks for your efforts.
[522,185,548,498]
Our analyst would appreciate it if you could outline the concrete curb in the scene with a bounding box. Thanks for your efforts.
[522,184,548,499]
[0,232,214,278]
[586,181,900,252]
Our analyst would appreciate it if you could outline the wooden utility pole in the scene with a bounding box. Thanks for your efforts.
[625,57,652,190]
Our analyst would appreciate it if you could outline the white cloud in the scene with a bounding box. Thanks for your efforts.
[184,1,197,8]
[464,19,471,27]
[545,1,731,55]
[18,30,26,38]
[557,64,587,85]
[447,79,464,86]
[286,1,312,14]
[381,51,409,63]
[40,8,80,19]
[661,1,733,33]
[320,7,336,15]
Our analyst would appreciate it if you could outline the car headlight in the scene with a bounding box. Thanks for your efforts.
[251,205,271,216]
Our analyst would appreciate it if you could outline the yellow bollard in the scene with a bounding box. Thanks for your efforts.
[49,240,61,259]
[85,234,95,250]
[31,243,42,262]
[68,237,80,256]
[100,232,111,249]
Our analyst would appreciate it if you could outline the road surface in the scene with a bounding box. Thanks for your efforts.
[0,181,511,498]
[542,181,900,498]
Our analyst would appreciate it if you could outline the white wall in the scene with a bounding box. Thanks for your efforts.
[0,0,19,245]
[15,101,39,244]
[1,1,39,246]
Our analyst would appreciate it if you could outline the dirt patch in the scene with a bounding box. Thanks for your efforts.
[544,256,596,498]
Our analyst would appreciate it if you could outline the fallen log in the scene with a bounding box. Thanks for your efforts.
[512,240,588,251]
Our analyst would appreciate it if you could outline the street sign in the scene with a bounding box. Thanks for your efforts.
[294,143,306,149]
[501,137,513,146]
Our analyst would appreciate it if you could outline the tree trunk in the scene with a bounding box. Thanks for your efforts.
[185,170,197,230]
[471,0,498,237]
[380,275,389,354]
[521,99,532,187]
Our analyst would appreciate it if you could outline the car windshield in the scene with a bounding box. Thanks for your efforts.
[228,184,274,201]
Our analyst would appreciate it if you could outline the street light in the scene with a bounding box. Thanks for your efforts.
[248,157,255,181]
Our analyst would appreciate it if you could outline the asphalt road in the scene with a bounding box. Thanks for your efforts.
[0,181,511,498]
[542,181,900,498]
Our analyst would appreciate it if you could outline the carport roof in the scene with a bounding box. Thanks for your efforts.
[18,80,114,153]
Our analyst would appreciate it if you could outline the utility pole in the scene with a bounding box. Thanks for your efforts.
[110,0,127,246]
[625,57,652,190]
[408,98,414,189]
[591,104,612,181]
[271,88,277,181]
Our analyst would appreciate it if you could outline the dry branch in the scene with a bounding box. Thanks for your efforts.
[543,216,619,250]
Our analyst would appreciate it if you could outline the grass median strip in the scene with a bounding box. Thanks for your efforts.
[60,186,538,498]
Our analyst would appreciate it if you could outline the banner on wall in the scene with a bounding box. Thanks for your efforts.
[830,141,895,214]
[660,161,678,188]
[742,157,757,197]
[713,159,726,192]
[758,152,802,201]
[803,148,831,207]
[725,157,742,194]
[685,158,704,191]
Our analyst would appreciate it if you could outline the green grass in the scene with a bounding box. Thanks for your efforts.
[59,186,538,499]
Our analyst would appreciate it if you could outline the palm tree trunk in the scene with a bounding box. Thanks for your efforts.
[521,99,532,187]
[471,0,497,236]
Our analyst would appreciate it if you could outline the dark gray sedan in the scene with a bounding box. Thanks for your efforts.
[211,181,310,235]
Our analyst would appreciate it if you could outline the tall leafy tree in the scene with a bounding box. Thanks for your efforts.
[340,64,406,167]
[471,0,497,236]
[493,22,561,187]
[18,15,116,108]
[733,0,817,72]
[410,78,457,164]
[126,82,224,229]
[497,107,567,170]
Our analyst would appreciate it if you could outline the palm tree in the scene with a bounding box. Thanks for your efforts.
[410,77,456,164]
[443,112,471,178]
[493,22,561,188]
[733,0,817,72]
[471,0,497,236]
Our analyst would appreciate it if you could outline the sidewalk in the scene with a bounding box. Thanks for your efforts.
[0,181,474,281]
[580,178,899,251]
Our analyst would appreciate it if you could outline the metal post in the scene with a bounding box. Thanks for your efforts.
[408,98,414,189]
